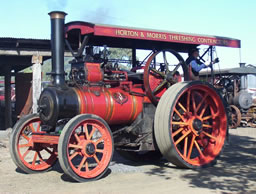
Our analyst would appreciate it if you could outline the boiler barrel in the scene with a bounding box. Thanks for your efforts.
[74,87,143,125]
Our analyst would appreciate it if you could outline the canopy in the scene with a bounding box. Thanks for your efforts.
[199,66,256,77]
[65,21,241,52]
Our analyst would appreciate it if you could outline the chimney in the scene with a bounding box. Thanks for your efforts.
[48,11,67,86]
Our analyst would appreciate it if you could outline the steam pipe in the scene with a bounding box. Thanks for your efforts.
[48,11,67,86]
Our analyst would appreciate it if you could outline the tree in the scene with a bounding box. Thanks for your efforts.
[108,48,133,70]
[108,48,132,60]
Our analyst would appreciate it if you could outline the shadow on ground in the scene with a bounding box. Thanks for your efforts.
[144,133,256,193]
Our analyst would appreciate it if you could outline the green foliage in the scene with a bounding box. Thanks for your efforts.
[108,48,133,70]
[41,57,71,81]
[108,48,132,60]
[22,67,32,73]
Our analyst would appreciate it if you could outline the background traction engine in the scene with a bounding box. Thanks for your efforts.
[215,73,254,128]
[9,11,228,182]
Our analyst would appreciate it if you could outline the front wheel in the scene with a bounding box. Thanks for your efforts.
[154,81,227,168]
[58,114,114,182]
[9,114,58,173]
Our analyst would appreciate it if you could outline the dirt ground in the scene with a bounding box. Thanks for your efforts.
[0,127,256,194]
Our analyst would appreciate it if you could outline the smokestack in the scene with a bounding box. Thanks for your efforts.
[48,11,67,86]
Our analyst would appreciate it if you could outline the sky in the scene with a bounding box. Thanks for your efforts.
[0,0,256,69]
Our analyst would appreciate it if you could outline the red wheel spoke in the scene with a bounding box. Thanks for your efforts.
[84,124,89,140]
[94,155,100,164]
[174,108,185,122]
[202,131,216,141]
[32,152,38,166]
[69,143,82,149]
[187,90,191,112]
[184,137,188,158]
[69,152,79,160]
[194,140,204,157]
[96,149,104,153]
[172,121,188,126]
[195,94,208,113]
[175,130,191,146]
[209,106,219,118]
[29,123,36,132]
[74,133,81,144]
[187,135,196,159]
[178,102,187,113]
[172,127,184,137]
[95,137,104,145]
[85,161,89,172]
[78,156,87,171]
[200,103,208,118]
[18,143,31,148]
[88,126,96,140]
[202,124,212,128]
[202,115,213,121]
[21,134,30,141]
[22,148,31,159]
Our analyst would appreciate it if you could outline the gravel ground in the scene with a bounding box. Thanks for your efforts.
[0,127,255,194]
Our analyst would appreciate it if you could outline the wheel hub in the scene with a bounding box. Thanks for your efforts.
[166,72,173,82]
[86,143,96,155]
[192,118,203,132]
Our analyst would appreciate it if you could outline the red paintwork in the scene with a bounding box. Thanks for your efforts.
[65,22,241,48]
[74,85,144,125]
[85,63,103,82]
[170,84,227,166]
[67,118,113,179]
[32,133,59,144]
[17,117,57,171]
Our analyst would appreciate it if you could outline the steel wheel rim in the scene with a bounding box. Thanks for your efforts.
[229,105,241,129]
[17,118,57,171]
[67,119,113,179]
[170,84,227,166]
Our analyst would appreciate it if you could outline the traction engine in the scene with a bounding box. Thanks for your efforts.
[10,12,228,182]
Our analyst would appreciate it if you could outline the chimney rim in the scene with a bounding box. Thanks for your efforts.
[48,11,67,19]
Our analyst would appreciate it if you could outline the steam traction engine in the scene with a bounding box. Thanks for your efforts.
[9,12,240,182]
[199,65,256,128]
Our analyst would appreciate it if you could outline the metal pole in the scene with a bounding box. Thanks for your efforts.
[240,62,246,90]
[132,48,136,68]
[4,66,12,129]
[210,46,214,84]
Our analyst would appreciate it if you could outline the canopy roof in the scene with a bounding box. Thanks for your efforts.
[199,66,256,77]
[65,21,241,52]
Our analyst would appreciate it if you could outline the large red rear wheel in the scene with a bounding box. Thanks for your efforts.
[9,114,57,173]
[154,81,227,168]
[58,114,113,182]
